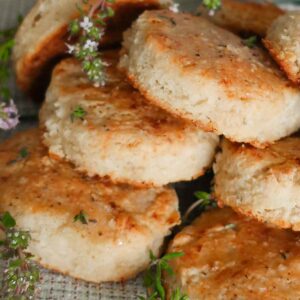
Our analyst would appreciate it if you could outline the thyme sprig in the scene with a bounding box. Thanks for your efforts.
[203,0,221,13]
[183,191,216,223]
[0,212,39,299]
[0,28,15,101]
[140,251,189,300]
[203,0,221,10]
[68,0,115,86]
[0,22,20,130]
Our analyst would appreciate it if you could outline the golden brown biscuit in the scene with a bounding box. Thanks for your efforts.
[264,12,300,85]
[40,50,219,187]
[198,0,284,37]
[120,10,300,147]
[166,208,300,299]
[214,137,300,231]
[0,129,180,283]
[13,0,172,98]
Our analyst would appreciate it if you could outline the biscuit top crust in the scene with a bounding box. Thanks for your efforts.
[12,0,172,95]
[224,137,300,173]
[43,50,194,136]
[167,208,300,299]
[198,0,284,37]
[0,129,179,242]
[264,11,300,84]
[127,10,296,102]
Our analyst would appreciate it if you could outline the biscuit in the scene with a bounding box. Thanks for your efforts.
[0,129,180,283]
[120,10,300,147]
[264,12,300,84]
[40,51,219,186]
[214,137,300,231]
[12,0,172,98]
[198,0,283,37]
[166,208,300,299]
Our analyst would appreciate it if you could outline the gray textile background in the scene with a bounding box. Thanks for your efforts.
[0,0,299,299]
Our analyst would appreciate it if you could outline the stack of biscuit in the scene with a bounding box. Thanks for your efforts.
[2,0,220,284]
[2,0,300,298]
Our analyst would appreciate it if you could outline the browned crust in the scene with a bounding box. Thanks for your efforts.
[125,73,217,132]
[198,0,284,37]
[15,1,165,98]
[39,121,207,188]
[263,39,300,85]
[214,192,300,231]
[16,25,69,99]
[125,71,269,149]
[46,147,207,189]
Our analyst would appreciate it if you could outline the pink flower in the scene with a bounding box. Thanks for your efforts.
[0,99,19,130]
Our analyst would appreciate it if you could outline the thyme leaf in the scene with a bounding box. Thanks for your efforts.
[140,251,188,300]
[74,210,89,224]
[71,106,87,122]
[203,0,221,11]
[67,0,116,86]
[243,35,257,48]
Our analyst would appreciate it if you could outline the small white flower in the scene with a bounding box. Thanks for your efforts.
[66,43,75,54]
[208,9,215,16]
[169,3,180,13]
[80,16,93,31]
[83,39,98,51]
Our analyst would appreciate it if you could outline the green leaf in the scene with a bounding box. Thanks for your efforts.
[67,0,115,86]
[243,36,257,49]
[19,147,29,159]
[148,292,159,300]
[194,191,210,201]
[163,252,184,261]
[203,0,221,10]
[69,20,80,36]
[70,106,87,122]
[143,271,154,288]
[150,250,157,261]
[74,210,88,225]
[106,7,115,17]
[9,258,22,269]
[155,263,165,300]
[0,86,11,100]
[160,260,174,276]
[0,39,14,62]
[1,212,16,228]
[171,288,190,300]
[142,251,186,300]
